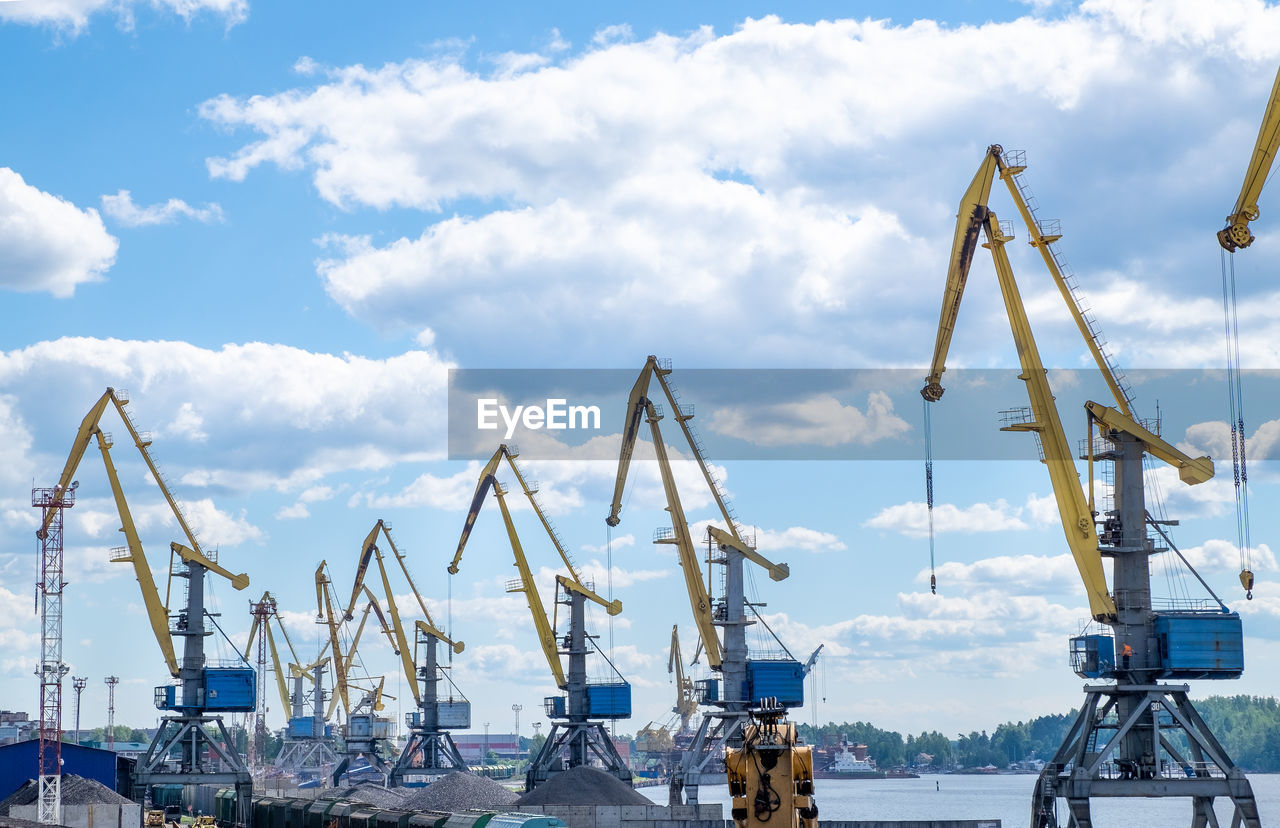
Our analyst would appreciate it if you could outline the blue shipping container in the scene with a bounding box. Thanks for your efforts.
[586,682,631,718]
[205,667,257,712]
[288,717,319,739]
[1069,634,1116,679]
[747,660,804,707]
[438,700,471,729]
[1155,612,1244,679]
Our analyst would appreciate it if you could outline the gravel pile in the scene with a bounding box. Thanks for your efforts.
[0,775,132,815]
[401,772,519,812]
[516,767,647,806]
[324,785,410,809]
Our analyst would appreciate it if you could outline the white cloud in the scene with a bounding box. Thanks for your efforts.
[1177,538,1277,574]
[863,498,1028,538]
[1181,417,1280,462]
[101,190,224,227]
[753,525,847,553]
[197,9,1280,369]
[709,392,910,447]
[275,502,309,520]
[0,337,452,502]
[581,534,635,554]
[925,553,1081,594]
[0,0,248,32]
[0,168,116,297]
[166,402,208,442]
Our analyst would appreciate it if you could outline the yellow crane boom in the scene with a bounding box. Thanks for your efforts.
[451,444,620,689]
[52,391,248,677]
[606,357,789,669]
[923,146,1217,623]
[1220,65,1280,251]
[345,520,463,706]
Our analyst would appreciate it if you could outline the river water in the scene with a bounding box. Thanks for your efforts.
[640,773,1280,827]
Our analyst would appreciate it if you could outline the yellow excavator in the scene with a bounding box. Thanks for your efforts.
[724,699,817,828]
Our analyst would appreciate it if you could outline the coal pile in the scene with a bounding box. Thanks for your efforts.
[324,785,410,809]
[0,775,133,815]
[516,767,647,806]
[401,772,519,812]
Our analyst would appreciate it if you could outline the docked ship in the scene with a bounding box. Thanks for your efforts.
[816,742,886,780]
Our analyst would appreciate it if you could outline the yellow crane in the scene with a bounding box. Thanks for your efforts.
[45,389,254,823]
[346,520,470,784]
[669,625,698,735]
[607,357,804,806]
[1219,65,1280,251]
[452,443,631,791]
[315,560,398,784]
[925,145,1259,828]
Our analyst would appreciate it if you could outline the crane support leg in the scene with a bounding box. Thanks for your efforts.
[1030,684,1260,827]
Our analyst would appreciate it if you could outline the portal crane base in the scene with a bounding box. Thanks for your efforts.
[669,710,748,806]
[332,750,391,788]
[1031,683,1260,828]
[274,739,339,784]
[390,730,468,786]
[132,713,252,826]
[526,721,631,792]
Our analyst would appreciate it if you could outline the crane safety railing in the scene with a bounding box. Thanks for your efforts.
[1000,150,1135,411]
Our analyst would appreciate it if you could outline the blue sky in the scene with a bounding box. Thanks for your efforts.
[2,0,1280,749]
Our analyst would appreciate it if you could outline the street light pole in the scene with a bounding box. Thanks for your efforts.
[512,704,522,762]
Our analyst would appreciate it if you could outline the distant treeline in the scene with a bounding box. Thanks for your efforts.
[797,695,1280,772]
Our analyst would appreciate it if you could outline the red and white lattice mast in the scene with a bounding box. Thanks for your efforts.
[33,483,74,826]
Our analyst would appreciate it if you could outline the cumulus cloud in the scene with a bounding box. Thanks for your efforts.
[709,392,910,447]
[863,498,1029,538]
[198,9,1280,368]
[753,525,847,553]
[581,534,635,554]
[0,0,248,32]
[101,190,224,227]
[0,168,116,297]
[0,338,453,546]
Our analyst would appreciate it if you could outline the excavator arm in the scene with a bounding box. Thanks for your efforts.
[1220,65,1280,251]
